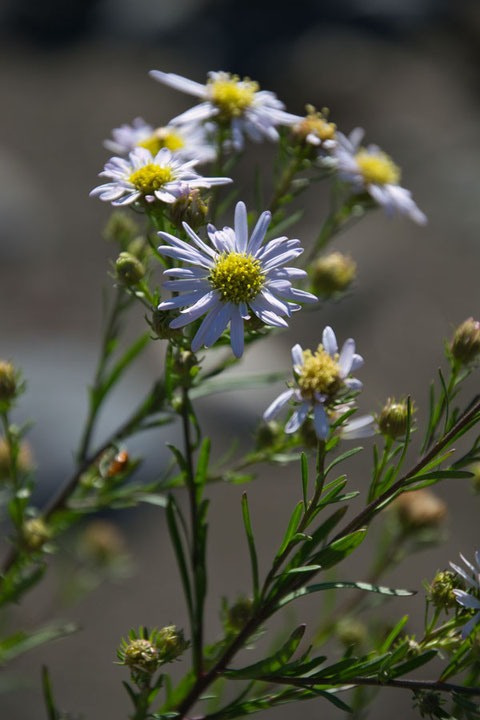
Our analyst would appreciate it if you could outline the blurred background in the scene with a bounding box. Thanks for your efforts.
[1,0,480,717]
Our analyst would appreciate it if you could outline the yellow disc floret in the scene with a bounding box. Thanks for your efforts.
[209,75,258,118]
[138,128,185,155]
[355,150,400,186]
[130,164,174,194]
[298,345,342,399]
[209,252,265,303]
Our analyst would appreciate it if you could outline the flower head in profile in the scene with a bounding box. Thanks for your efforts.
[156,201,317,358]
[90,146,231,206]
[450,551,480,639]
[263,326,365,439]
[104,118,216,164]
[149,70,302,151]
[333,128,426,225]
[292,105,337,152]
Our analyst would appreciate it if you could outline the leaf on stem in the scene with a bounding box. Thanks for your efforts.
[241,493,259,602]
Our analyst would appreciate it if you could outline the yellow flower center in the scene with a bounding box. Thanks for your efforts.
[209,252,265,303]
[298,345,342,398]
[209,75,258,118]
[138,129,185,155]
[296,107,336,142]
[129,164,174,194]
[355,150,400,186]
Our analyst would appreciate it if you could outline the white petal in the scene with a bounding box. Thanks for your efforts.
[149,70,207,98]
[291,344,304,368]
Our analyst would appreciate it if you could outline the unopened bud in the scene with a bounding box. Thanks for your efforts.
[393,489,447,531]
[450,318,480,365]
[151,309,180,340]
[0,362,17,403]
[336,617,367,648]
[311,252,356,297]
[116,252,145,285]
[22,517,50,551]
[0,439,33,481]
[226,598,253,632]
[169,189,208,231]
[156,626,189,662]
[81,520,126,564]
[428,570,463,610]
[469,462,480,495]
[377,398,410,439]
[414,690,445,718]
[124,639,159,673]
[127,236,148,259]
[104,211,139,246]
[255,421,282,450]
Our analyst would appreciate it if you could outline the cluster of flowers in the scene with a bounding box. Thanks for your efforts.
[90,69,425,440]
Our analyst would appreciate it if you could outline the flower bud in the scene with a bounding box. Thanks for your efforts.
[450,317,480,365]
[22,517,50,551]
[393,489,447,531]
[255,421,282,450]
[377,398,410,439]
[225,598,253,632]
[469,462,480,495]
[151,309,180,340]
[156,626,189,662]
[336,617,367,648]
[0,362,17,403]
[169,189,208,231]
[127,236,148,259]
[414,690,445,719]
[428,569,463,610]
[104,211,139,246]
[0,439,33,481]
[311,252,356,297]
[80,520,126,564]
[115,252,146,285]
[124,639,159,673]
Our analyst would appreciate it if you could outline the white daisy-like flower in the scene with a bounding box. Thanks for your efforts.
[90,146,231,206]
[333,128,427,225]
[263,326,364,440]
[450,551,480,639]
[292,106,337,152]
[104,117,216,164]
[149,70,302,151]
[156,201,317,358]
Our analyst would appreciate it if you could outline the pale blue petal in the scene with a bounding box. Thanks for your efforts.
[322,326,338,356]
[230,310,244,358]
[248,210,271,256]
[263,388,294,421]
[314,404,330,439]
[285,403,310,434]
[291,344,304,368]
[234,201,248,253]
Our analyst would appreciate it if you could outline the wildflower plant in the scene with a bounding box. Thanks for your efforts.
[2,65,480,720]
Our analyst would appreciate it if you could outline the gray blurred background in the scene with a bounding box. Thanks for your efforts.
[1,0,480,717]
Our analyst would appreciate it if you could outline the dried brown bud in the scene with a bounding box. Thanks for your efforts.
[393,489,447,531]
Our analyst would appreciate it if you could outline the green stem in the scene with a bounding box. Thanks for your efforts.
[77,287,129,464]
[180,384,204,679]
[268,153,302,216]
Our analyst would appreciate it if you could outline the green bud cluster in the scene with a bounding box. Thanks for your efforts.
[377,398,410,439]
[169,189,209,231]
[22,517,50,551]
[224,597,253,632]
[117,626,189,682]
[427,570,463,611]
[104,211,140,247]
[115,252,146,285]
[450,317,480,365]
[0,361,17,403]
[311,252,356,297]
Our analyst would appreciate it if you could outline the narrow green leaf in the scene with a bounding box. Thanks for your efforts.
[276,501,304,557]
[380,615,409,652]
[42,666,59,720]
[301,453,309,511]
[224,625,306,679]
[409,469,473,482]
[166,444,187,475]
[325,447,363,477]
[266,209,304,239]
[166,496,194,619]
[276,579,414,610]
[291,506,347,568]
[0,622,77,663]
[390,649,437,677]
[241,493,259,601]
[305,687,352,712]
[195,437,210,493]
[136,493,168,507]
[311,529,366,569]
[281,565,322,575]
[98,333,150,403]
